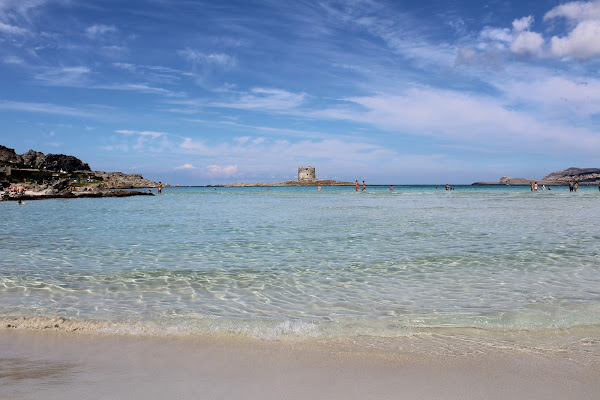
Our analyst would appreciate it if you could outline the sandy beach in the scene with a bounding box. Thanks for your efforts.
[1,329,599,400]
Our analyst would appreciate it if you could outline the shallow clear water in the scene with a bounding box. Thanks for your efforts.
[1,185,600,339]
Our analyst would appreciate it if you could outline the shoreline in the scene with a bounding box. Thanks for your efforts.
[2,329,599,399]
[0,189,154,201]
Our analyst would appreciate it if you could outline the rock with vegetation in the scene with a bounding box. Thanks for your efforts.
[40,154,91,172]
[542,168,600,184]
[0,146,90,172]
[1,144,159,189]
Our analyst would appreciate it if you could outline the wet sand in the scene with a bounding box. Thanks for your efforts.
[1,330,599,400]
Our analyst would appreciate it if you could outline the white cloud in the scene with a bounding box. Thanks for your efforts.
[85,24,117,38]
[549,20,600,59]
[543,1,600,60]
[544,1,600,22]
[472,3,600,60]
[512,16,534,32]
[510,31,544,56]
[480,27,512,43]
[175,163,196,170]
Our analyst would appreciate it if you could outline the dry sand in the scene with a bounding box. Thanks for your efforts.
[1,329,599,400]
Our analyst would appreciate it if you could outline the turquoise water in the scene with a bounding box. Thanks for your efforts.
[1,185,600,340]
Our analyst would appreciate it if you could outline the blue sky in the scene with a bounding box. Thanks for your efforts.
[1,0,599,185]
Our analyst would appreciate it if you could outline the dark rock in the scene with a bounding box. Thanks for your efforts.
[40,154,91,172]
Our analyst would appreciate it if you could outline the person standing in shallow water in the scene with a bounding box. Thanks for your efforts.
[362,180,366,192]
[157,182,163,194]
[355,180,359,192]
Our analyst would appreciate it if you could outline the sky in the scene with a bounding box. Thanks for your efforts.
[1,0,599,185]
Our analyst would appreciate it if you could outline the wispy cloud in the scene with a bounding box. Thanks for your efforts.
[213,88,306,111]
[112,129,172,152]
[206,164,237,177]
[312,86,600,155]
[0,99,93,117]
[95,83,185,97]
[178,48,236,69]
[0,21,27,35]
[34,66,91,86]
[0,0,49,20]
[116,129,168,139]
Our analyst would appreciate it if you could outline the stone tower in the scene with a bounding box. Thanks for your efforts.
[298,166,316,181]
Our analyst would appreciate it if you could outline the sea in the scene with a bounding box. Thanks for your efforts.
[1,185,600,353]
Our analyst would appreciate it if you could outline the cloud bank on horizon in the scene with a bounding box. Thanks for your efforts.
[1,0,599,184]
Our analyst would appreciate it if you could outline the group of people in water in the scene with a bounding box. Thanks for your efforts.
[355,180,366,192]
[530,182,551,192]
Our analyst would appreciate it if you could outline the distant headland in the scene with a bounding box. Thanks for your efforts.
[217,166,355,187]
[473,168,600,186]
[1,144,160,201]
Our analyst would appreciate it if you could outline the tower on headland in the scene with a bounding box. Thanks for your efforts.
[298,166,316,181]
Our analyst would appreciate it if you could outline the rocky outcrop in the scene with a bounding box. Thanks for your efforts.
[542,168,600,183]
[94,171,158,189]
[474,167,600,185]
[21,150,45,168]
